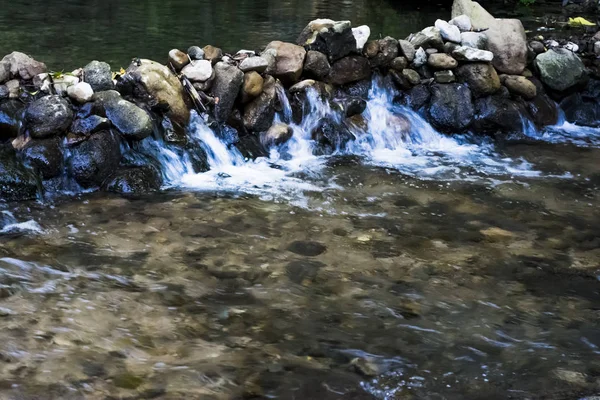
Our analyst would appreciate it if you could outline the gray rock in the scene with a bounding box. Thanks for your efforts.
[203,45,223,65]
[296,19,356,62]
[210,62,244,122]
[239,56,269,73]
[25,95,73,139]
[449,14,472,32]
[473,94,528,135]
[187,46,205,60]
[413,47,428,68]
[304,50,331,80]
[529,40,545,54]
[398,40,416,62]
[70,115,111,136]
[243,76,278,132]
[460,32,487,49]
[451,0,495,30]
[409,27,444,50]
[67,82,94,103]
[456,63,500,97]
[94,90,153,140]
[0,100,23,141]
[594,41,600,56]
[68,130,121,188]
[83,61,114,92]
[103,166,162,194]
[390,57,408,71]
[503,75,537,99]
[428,83,473,132]
[452,46,494,62]
[0,85,10,100]
[534,48,587,92]
[5,79,20,99]
[0,145,39,201]
[403,69,421,86]
[181,60,213,82]
[1,52,47,81]
[327,55,371,85]
[435,19,461,43]
[264,41,306,86]
[486,20,528,74]
[435,70,456,83]
[428,53,458,69]
[0,62,10,84]
[261,123,293,146]
[168,49,189,71]
[21,137,63,180]
[370,36,399,68]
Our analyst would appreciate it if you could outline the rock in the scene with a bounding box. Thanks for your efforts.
[461,32,487,49]
[68,130,120,188]
[529,40,546,54]
[25,95,73,139]
[528,87,559,128]
[242,71,264,100]
[181,60,213,82]
[117,59,191,129]
[456,63,500,97]
[486,20,528,75]
[370,37,399,68]
[428,53,458,69]
[261,123,293,146]
[94,90,153,140]
[210,62,244,123]
[473,94,527,135]
[286,260,325,284]
[83,61,114,92]
[406,84,431,110]
[410,27,444,51]
[70,115,111,136]
[403,69,421,86]
[0,100,23,141]
[428,83,473,133]
[452,46,494,62]
[398,40,416,62]
[21,137,63,179]
[595,41,600,56]
[413,47,428,68]
[52,75,79,96]
[103,166,161,194]
[67,82,94,103]
[304,50,331,80]
[363,41,380,58]
[449,14,472,32]
[327,55,371,85]
[264,41,306,86]
[287,240,327,256]
[451,0,495,30]
[435,70,456,83]
[203,45,223,65]
[0,62,10,84]
[560,91,600,127]
[0,145,39,201]
[564,42,579,53]
[534,48,587,92]
[296,19,356,62]
[0,85,8,100]
[390,57,408,71]
[168,49,189,71]
[1,52,46,81]
[504,75,537,99]
[239,56,269,73]
[243,76,277,132]
[435,19,461,43]
[5,80,20,99]
[311,119,353,151]
[187,46,205,60]
[352,25,371,51]
[340,96,367,117]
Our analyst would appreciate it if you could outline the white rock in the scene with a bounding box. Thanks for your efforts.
[236,49,256,57]
[460,32,487,49]
[452,46,494,62]
[449,14,472,32]
[67,82,94,103]
[239,56,269,73]
[435,19,461,43]
[181,60,213,82]
[594,41,600,56]
[414,47,428,67]
[53,75,79,96]
[352,25,371,51]
[5,79,19,98]
[564,42,579,53]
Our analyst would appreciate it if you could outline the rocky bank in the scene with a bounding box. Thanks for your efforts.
[0,0,599,201]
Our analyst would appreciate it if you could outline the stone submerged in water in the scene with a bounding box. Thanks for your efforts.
[428,83,473,133]
[103,166,162,194]
[0,145,39,201]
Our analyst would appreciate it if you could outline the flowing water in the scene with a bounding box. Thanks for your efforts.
[1,76,600,399]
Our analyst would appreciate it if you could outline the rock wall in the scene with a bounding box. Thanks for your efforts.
[0,0,597,201]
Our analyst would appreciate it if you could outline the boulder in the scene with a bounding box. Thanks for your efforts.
[239,56,269,73]
[25,95,73,139]
[452,46,494,62]
[409,27,444,51]
[390,57,408,71]
[403,69,421,86]
[352,26,371,51]
[363,41,380,58]
[311,119,354,152]
[261,123,293,146]
[168,49,189,71]
[187,46,205,60]
[428,83,473,133]
[327,55,371,85]
[534,48,587,92]
[1,52,46,81]
[203,45,223,65]
[434,70,456,83]
[0,145,39,201]
[94,90,153,140]
[304,50,331,80]
[560,93,599,127]
[449,15,472,32]
[83,61,114,92]
[243,76,278,132]
[435,20,461,43]
[264,41,306,86]
[398,40,416,62]
[70,115,111,136]
[117,59,191,129]
[296,19,356,62]
[486,20,528,75]
[67,82,94,103]
[503,75,537,99]
[527,80,559,128]
[181,60,213,82]
[103,166,162,194]
[460,32,487,49]
[370,36,399,68]
[68,130,121,188]
[428,53,458,69]
[473,94,528,135]
[21,137,63,180]
[242,71,264,100]
[406,84,431,110]
[451,0,495,30]
[210,62,244,122]
[529,41,545,55]
[456,63,500,97]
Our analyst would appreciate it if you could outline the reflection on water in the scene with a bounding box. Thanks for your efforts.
[1,139,600,398]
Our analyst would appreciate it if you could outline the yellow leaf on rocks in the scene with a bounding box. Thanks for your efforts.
[568,17,596,27]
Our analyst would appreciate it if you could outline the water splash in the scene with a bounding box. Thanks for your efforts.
[0,211,44,235]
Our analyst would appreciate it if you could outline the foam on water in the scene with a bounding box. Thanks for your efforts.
[523,111,600,147]
[0,211,44,235]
